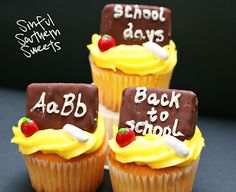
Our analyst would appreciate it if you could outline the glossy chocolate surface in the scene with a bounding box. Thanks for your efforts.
[26,83,98,133]
[119,87,198,140]
[100,4,171,46]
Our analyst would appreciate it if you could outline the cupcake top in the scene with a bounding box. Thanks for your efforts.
[11,83,105,159]
[108,87,205,169]
[87,4,177,75]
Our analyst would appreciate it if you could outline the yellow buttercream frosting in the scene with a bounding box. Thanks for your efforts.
[11,115,105,160]
[108,126,204,169]
[87,34,177,75]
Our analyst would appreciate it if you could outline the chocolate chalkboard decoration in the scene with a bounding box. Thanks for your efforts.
[26,83,98,133]
[119,87,198,140]
[100,4,172,46]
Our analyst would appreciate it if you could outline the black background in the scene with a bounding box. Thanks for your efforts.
[0,0,236,119]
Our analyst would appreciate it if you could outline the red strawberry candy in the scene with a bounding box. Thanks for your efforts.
[98,34,116,52]
[116,128,136,147]
[21,117,39,137]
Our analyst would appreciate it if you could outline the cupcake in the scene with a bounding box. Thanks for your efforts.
[108,87,205,192]
[87,4,177,139]
[11,83,106,192]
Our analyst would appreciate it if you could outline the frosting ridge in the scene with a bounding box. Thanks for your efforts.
[108,126,204,169]
[87,34,177,75]
[11,114,105,159]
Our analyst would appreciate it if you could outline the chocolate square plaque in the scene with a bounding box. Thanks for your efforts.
[26,83,98,133]
[119,87,198,140]
[100,4,172,46]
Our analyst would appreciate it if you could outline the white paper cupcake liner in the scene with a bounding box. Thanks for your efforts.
[23,140,107,192]
[108,156,200,192]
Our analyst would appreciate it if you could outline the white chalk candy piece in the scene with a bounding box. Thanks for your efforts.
[63,124,89,142]
[143,41,169,60]
[163,135,190,157]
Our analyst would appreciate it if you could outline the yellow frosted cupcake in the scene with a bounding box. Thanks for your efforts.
[11,83,106,192]
[88,34,177,112]
[87,4,177,139]
[108,87,205,192]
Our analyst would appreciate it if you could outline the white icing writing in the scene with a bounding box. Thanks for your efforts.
[31,92,46,113]
[147,107,157,122]
[147,109,170,123]
[61,93,76,116]
[113,5,165,22]
[134,87,181,109]
[124,5,132,18]
[74,93,87,118]
[134,87,147,103]
[126,87,184,136]
[123,22,164,43]
[15,14,61,58]
[126,119,184,137]
[114,4,123,18]
[46,101,59,114]
[31,92,87,118]
[114,5,166,43]
[160,111,169,122]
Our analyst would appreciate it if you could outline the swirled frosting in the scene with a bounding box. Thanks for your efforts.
[108,127,204,169]
[87,34,177,75]
[11,115,105,160]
